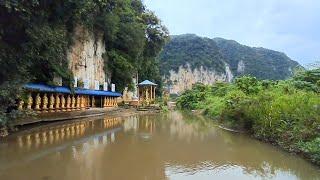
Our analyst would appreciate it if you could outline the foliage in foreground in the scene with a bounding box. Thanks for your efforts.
[177,69,320,165]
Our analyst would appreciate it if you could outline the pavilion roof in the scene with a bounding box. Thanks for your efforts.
[138,80,157,86]
[24,83,122,97]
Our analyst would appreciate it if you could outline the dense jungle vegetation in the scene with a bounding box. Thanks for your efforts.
[0,0,168,127]
[159,34,227,75]
[177,68,320,165]
[159,34,300,79]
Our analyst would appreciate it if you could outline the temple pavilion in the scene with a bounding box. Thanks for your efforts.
[138,80,157,106]
[18,83,121,113]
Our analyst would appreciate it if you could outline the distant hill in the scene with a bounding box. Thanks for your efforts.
[159,34,301,93]
[213,37,300,80]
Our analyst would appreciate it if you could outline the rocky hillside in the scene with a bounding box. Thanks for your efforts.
[159,34,301,94]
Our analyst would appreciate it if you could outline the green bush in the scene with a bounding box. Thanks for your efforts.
[298,138,320,163]
[176,83,209,110]
[235,76,261,94]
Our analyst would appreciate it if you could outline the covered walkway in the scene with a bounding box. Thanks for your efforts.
[18,83,122,113]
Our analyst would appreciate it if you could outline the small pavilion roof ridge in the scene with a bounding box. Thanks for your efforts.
[138,80,157,86]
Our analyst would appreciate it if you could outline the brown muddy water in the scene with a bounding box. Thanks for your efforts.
[0,111,319,180]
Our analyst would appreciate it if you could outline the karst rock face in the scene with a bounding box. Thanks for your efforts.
[160,34,301,94]
[67,25,109,89]
[164,64,233,94]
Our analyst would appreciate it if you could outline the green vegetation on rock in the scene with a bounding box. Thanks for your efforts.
[177,68,320,165]
[213,37,301,80]
[159,34,227,76]
[159,34,301,80]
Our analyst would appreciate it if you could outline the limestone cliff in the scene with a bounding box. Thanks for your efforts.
[164,64,233,94]
[159,34,301,94]
[67,25,108,89]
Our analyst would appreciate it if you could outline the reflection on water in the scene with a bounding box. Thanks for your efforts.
[0,111,319,180]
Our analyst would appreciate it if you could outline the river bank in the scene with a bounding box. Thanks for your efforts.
[188,108,320,168]
[177,73,320,166]
[213,117,320,167]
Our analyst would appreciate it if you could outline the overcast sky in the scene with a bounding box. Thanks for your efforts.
[144,0,320,65]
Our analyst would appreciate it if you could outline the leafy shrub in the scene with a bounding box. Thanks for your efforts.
[176,83,209,110]
[235,76,261,94]
[298,138,320,163]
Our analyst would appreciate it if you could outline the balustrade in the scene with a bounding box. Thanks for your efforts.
[17,91,119,112]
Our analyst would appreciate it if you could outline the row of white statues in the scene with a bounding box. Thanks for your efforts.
[18,93,118,112]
